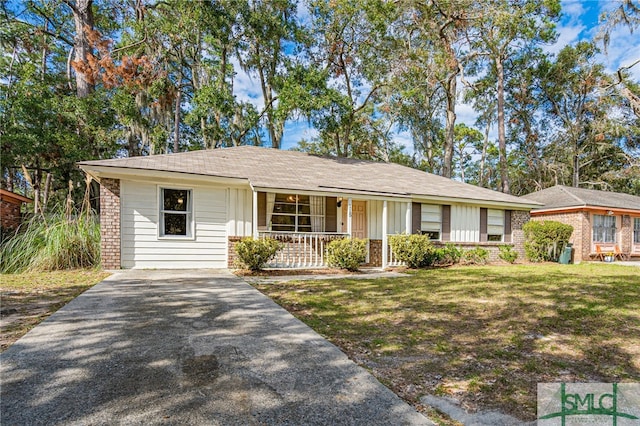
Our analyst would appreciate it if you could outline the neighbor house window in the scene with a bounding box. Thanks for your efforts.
[160,188,192,237]
[634,218,640,244]
[593,214,616,243]
[421,204,441,240]
[268,194,325,232]
[487,209,504,242]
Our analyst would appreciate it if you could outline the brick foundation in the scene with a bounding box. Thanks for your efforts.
[100,178,121,269]
[228,236,243,268]
[364,239,382,267]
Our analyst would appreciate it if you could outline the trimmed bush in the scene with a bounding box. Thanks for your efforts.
[326,238,367,271]
[438,243,463,266]
[498,245,518,264]
[234,237,282,271]
[388,234,441,268]
[461,247,489,265]
[523,220,573,262]
[0,210,101,273]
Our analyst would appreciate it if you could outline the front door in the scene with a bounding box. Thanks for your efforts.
[342,200,367,239]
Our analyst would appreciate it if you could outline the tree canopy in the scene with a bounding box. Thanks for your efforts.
[1,0,639,212]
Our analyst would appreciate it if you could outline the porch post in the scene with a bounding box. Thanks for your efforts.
[252,189,258,239]
[347,198,353,237]
[382,200,388,269]
[406,201,412,234]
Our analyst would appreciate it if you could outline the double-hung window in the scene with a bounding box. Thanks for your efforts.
[593,214,616,243]
[269,194,325,232]
[487,209,505,242]
[160,188,193,238]
[634,218,640,244]
[421,204,441,240]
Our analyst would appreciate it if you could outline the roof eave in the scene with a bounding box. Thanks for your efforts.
[412,193,542,210]
[78,164,250,187]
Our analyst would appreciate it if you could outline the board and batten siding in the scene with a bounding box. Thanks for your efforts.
[120,180,227,268]
[450,205,480,242]
[227,188,252,237]
[369,200,408,239]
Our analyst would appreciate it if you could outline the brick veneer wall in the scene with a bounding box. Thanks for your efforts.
[530,211,590,262]
[1,200,22,231]
[621,215,632,255]
[510,210,530,260]
[100,178,121,269]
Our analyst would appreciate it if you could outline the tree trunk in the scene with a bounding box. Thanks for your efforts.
[443,76,456,179]
[495,56,510,194]
[173,89,181,153]
[480,122,490,187]
[42,172,52,213]
[70,0,95,98]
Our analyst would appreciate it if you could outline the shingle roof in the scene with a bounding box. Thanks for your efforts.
[79,146,538,207]
[522,185,640,211]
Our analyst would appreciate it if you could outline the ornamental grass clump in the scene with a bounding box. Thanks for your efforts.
[0,209,101,273]
[325,238,367,271]
[234,237,282,271]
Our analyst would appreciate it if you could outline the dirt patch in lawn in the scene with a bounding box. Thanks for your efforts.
[253,263,640,423]
[0,270,110,352]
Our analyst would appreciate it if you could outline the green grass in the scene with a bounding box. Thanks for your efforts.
[1,270,109,352]
[254,263,640,422]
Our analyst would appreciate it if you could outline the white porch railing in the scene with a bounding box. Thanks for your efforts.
[387,238,406,267]
[259,231,348,268]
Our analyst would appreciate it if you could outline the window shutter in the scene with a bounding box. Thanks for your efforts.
[504,210,512,243]
[412,202,421,234]
[480,208,488,242]
[442,205,451,241]
[325,197,337,232]
[257,192,266,228]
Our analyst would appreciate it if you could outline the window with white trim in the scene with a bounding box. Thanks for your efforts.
[635,218,640,244]
[270,194,325,232]
[159,188,193,237]
[593,214,616,243]
[421,204,441,240]
[487,209,504,242]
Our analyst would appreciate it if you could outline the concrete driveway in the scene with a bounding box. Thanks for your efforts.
[1,270,432,425]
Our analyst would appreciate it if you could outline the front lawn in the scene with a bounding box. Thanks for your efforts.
[253,263,640,422]
[0,270,110,352]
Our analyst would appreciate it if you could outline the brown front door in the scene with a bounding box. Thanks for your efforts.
[342,200,367,239]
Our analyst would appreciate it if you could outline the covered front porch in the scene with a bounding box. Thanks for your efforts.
[245,190,412,269]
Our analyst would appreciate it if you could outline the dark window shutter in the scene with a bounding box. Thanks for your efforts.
[504,210,512,242]
[257,192,266,228]
[412,202,421,234]
[325,197,337,232]
[480,208,488,242]
[442,205,451,241]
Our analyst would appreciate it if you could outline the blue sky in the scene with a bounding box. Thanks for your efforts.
[233,0,640,152]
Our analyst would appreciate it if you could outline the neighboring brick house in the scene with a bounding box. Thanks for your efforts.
[79,146,541,270]
[522,185,640,263]
[0,189,32,233]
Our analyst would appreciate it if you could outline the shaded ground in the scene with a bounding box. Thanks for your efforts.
[0,270,110,352]
[1,269,430,425]
[253,263,640,423]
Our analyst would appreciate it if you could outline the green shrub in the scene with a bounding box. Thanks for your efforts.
[234,237,282,271]
[498,245,518,264]
[388,234,441,268]
[461,247,489,265]
[437,243,463,266]
[523,220,573,262]
[326,238,367,271]
[0,210,101,273]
